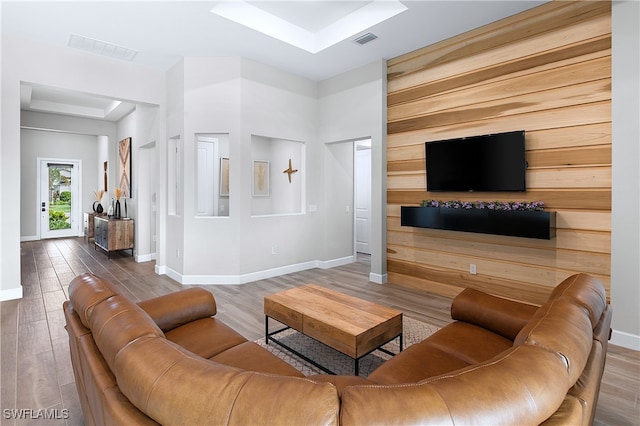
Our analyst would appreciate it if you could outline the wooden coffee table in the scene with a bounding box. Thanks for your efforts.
[264,284,403,376]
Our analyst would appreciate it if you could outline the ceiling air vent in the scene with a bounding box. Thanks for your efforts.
[353,32,378,46]
[68,33,138,61]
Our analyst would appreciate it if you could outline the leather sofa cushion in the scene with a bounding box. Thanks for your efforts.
[539,396,585,425]
[211,341,305,377]
[564,340,606,425]
[114,337,339,425]
[368,340,470,385]
[515,299,594,384]
[69,273,118,328]
[76,331,118,425]
[101,385,160,426]
[306,375,375,396]
[594,306,613,343]
[343,344,571,425]
[341,380,454,425]
[421,322,513,364]
[87,294,164,372]
[164,317,247,359]
[451,288,538,340]
[68,273,165,374]
[368,322,511,385]
[64,299,159,426]
[549,274,606,327]
[138,287,217,332]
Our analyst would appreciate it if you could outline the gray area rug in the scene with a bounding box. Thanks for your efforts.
[256,317,439,377]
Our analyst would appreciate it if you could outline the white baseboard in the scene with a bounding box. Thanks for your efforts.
[136,253,156,263]
[181,260,319,285]
[317,255,355,269]
[369,272,387,284]
[157,256,357,286]
[163,266,182,284]
[1,286,23,301]
[611,329,640,351]
[20,235,39,242]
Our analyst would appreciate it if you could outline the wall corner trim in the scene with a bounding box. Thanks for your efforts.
[369,272,387,284]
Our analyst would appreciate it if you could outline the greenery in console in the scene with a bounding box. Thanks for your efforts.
[420,199,545,211]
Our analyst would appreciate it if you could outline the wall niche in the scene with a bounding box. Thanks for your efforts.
[251,135,304,216]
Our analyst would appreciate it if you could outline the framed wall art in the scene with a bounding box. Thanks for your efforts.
[252,160,269,197]
[220,157,230,197]
[103,161,108,191]
[118,137,132,198]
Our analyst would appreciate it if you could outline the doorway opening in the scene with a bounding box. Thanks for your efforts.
[38,158,82,239]
[355,139,372,255]
[138,142,158,261]
[323,137,373,262]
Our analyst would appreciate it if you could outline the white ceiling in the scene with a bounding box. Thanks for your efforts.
[20,83,138,122]
[3,0,547,122]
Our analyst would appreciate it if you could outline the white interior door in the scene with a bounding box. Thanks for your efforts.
[196,136,218,216]
[39,159,81,239]
[355,142,372,254]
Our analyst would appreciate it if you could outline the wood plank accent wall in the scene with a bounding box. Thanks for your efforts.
[386,1,611,305]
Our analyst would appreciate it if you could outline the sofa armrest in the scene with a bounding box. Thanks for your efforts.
[138,288,217,332]
[451,288,539,341]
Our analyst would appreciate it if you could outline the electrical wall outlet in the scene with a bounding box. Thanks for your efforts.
[271,245,277,255]
[469,264,477,275]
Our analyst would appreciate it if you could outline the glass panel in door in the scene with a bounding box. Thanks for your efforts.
[41,161,79,238]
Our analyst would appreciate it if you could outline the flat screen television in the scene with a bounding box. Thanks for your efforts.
[425,130,526,192]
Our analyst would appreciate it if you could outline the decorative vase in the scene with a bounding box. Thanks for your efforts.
[115,200,121,219]
[93,201,103,214]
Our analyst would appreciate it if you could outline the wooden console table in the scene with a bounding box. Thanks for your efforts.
[94,216,134,258]
[83,212,98,242]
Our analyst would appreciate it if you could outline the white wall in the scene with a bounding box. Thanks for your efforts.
[168,57,242,279]
[251,136,304,216]
[318,60,387,282]
[134,103,165,263]
[164,57,323,282]
[163,59,187,275]
[1,34,164,300]
[611,0,640,350]
[237,59,322,277]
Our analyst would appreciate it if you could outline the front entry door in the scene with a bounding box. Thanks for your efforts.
[40,159,81,239]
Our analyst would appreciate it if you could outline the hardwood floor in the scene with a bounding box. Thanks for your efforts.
[1,237,638,425]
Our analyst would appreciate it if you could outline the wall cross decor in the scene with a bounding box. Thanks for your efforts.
[283,158,298,183]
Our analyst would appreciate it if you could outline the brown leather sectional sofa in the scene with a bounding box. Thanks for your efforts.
[64,272,611,425]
